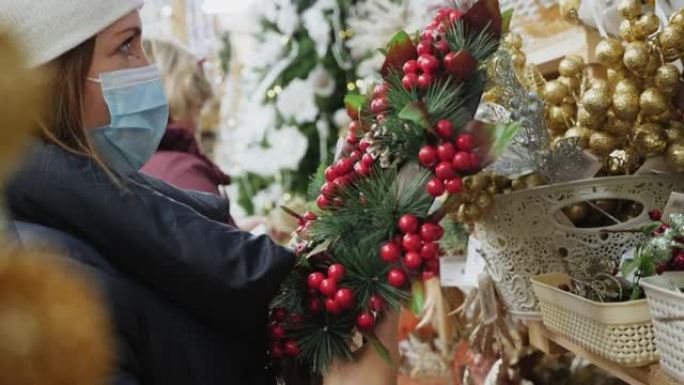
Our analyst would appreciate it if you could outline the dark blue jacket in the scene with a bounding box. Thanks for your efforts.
[6,143,295,385]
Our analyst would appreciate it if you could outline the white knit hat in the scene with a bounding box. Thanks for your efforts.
[0,0,144,67]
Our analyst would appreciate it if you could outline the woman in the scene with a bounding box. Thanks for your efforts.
[2,2,293,384]
[140,39,230,196]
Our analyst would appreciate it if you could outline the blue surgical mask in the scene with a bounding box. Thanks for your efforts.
[87,65,169,175]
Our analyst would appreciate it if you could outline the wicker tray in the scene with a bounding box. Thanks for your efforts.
[531,273,659,367]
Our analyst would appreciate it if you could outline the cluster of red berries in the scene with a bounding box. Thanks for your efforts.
[317,124,375,210]
[418,120,480,197]
[370,83,390,123]
[380,214,444,282]
[307,263,353,316]
[646,209,684,274]
[268,308,303,359]
[401,8,478,90]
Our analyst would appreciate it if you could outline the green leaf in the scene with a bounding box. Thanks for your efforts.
[491,122,520,157]
[642,222,660,236]
[410,280,425,316]
[502,9,514,35]
[344,93,367,121]
[366,334,393,366]
[630,285,643,300]
[381,31,417,77]
[639,258,657,278]
[621,258,639,277]
[398,102,431,129]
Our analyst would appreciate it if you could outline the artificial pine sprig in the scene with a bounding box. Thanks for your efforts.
[445,21,500,62]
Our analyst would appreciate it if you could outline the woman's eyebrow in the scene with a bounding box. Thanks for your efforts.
[115,26,142,37]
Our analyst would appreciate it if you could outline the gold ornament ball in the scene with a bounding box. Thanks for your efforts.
[547,105,571,134]
[558,76,580,93]
[639,87,669,116]
[605,112,633,136]
[560,0,581,23]
[623,42,650,74]
[581,88,611,114]
[590,78,609,91]
[589,131,619,156]
[475,193,494,211]
[511,52,526,69]
[605,149,641,174]
[666,141,684,172]
[667,121,684,142]
[647,110,672,124]
[559,56,585,77]
[565,126,592,148]
[525,173,548,188]
[670,12,684,28]
[618,0,643,20]
[563,203,589,224]
[635,12,660,37]
[659,25,684,51]
[543,80,569,105]
[577,107,606,129]
[607,68,627,86]
[634,124,668,156]
[620,20,638,42]
[612,92,640,121]
[615,78,640,95]
[655,64,682,95]
[595,38,624,67]
[504,33,523,49]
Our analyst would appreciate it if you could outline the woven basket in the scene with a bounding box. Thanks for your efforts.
[640,273,684,383]
[531,273,659,367]
[475,174,684,319]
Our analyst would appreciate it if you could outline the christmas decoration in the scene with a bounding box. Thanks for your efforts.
[541,3,684,174]
[269,0,510,375]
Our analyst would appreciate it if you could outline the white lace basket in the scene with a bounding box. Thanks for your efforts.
[641,273,684,383]
[475,174,684,318]
[531,273,659,367]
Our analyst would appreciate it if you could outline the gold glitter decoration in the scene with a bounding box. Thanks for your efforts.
[577,107,605,129]
[618,0,643,20]
[635,12,660,37]
[605,112,632,136]
[543,80,569,105]
[563,203,589,223]
[639,87,669,116]
[655,64,682,95]
[558,76,580,93]
[670,12,684,27]
[547,105,571,134]
[659,25,684,51]
[589,131,619,156]
[620,20,638,41]
[560,0,581,24]
[565,126,592,148]
[667,121,684,142]
[646,110,672,124]
[612,91,640,121]
[666,141,684,172]
[511,52,527,70]
[614,79,641,94]
[634,123,668,156]
[581,88,611,114]
[605,149,641,174]
[595,38,625,67]
[559,56,585,77]
[504,33,523,49]
[607,67,629,86]
[623,42,649,74]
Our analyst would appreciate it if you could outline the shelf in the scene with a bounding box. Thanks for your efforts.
[527,321,680,385]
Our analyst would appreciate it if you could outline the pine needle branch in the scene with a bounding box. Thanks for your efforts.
[387,71,417,111]
[445,21,500,62]
[424,78,466,124]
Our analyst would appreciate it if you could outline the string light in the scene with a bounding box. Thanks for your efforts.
[347,82,357,91]
[274,85,283,94]
[267,90,277,98]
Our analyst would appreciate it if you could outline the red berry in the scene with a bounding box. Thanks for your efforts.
[426,177,446,197]
[356,312,376,330]
[418,54,439,73]
[308,272,325,289]
[361,153,375,167]
[272,308,287,322]
[393,234,404,246]
[402,73,419,90]
[269,324,286,340]
[419,145,438,167]
[417,73,433,89]
[445,177,463,194]
[373,83,389,98]
[404,251,423,269]
[321,182,336,196]
[371,97,389,114]
[422,29,435,42]
[443,50,477,81]
[289,313,304,324]
[380,242,402,263]
[417,41,434,55]
[328,264,346,281]
[469,152,481,169]
[319,278,337,297]
[325,166,337,182]
[271,343,284,359]
[316,195,331,209]
[423,269,438,280]
[403,60,419,74]
[420,242,440,260]
[456,133,475,151]
[334,288,354,309]
[337,157,355,175]
[438,143,456,161]
[398,214,420,234]
[402,233,423,252]
[308,297,322,314]
[347,133,358,145]
[656,264,667,275]
[435,161,456,180]
[649,209,663,221]
[420,223,443,242]
[304,211,317,221]
[436,39,450,53]
[449,9,463,22]
[325,298,343,314]
[355,162,372,177]
[388,268,407,287]
[359,139,371,152]
[369,295,385,311]
[349,150,361,160]
[436,120,454,139]
[452,151,471,171]
[284,340,301,357]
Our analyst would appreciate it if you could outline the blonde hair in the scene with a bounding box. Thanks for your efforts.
[143,39,213,122]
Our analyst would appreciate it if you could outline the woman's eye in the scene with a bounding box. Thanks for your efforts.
[118,39,134,56]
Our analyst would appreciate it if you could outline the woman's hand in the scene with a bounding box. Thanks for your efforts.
[323,310,400,385]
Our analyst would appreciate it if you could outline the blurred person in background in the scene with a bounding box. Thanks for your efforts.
[1,1,294,384]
